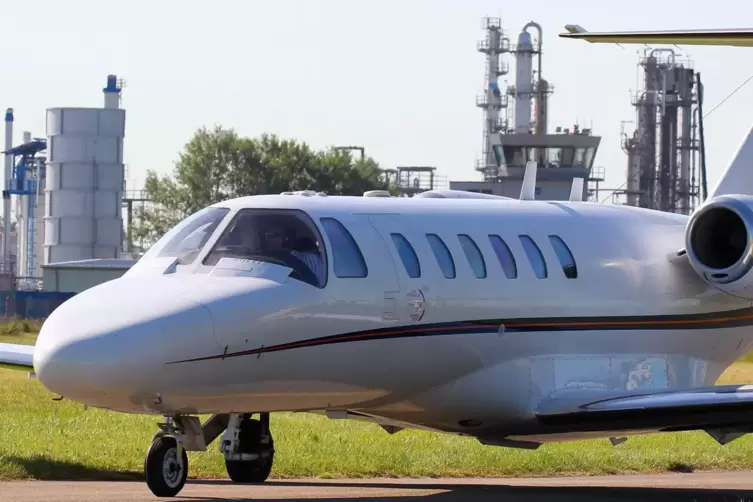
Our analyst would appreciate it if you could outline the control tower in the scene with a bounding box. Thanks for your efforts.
[451,19,604,201]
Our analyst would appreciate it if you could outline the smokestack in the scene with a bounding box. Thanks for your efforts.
[3,109,12,273]
[103,74,121,109]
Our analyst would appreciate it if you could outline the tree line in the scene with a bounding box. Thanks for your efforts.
[133,126,392,247]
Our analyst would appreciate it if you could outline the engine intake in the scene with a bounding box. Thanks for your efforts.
[686,194,753,297]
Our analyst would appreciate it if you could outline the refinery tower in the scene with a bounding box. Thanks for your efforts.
[617,50,705,214]
[451,18,604,200]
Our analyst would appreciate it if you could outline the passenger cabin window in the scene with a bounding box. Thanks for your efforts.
[488,235,517,278]
[458,234,487,279]
[549,235,578,279]
[202,209,327,288]
[519,235,547,279]
[146,206,230,265]
[320,218,368,278]
[391,233,421,278]
[426,234,455,278]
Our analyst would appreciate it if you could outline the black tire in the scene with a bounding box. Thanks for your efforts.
[144,436,188,497]
[225,418,274,483]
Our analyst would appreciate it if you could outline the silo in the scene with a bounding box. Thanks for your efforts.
[44,107,125,264]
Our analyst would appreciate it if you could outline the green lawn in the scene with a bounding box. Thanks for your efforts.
[0,318,43,346]
[4,323,753,481]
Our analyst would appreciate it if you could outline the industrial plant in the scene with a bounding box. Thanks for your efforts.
[449,17,604,201]
[614,50,707,214]
[1,75,135,313]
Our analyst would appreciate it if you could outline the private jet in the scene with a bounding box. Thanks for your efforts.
[3,28,753,499]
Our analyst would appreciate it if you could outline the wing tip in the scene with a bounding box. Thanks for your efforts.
[563,24,587,35]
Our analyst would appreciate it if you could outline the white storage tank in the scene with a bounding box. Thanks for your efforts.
[44,107,126,265]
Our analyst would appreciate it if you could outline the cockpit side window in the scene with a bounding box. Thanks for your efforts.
[202,209,327,288]
[141,206,230,265]
[319,218,368,278]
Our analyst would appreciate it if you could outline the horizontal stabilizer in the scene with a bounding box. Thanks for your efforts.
[0,342,34,370]
[559,26,753,47]
[536,384,753,435]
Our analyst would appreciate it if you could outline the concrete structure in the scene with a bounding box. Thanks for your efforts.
[44,85,126,264]
[620,50,702,214]
[41,258,135,293]
[456,18,603,201]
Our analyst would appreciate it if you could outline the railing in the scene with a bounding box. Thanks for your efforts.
[476,93,509,108]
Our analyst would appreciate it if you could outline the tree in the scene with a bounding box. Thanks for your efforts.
[133,126,391,246]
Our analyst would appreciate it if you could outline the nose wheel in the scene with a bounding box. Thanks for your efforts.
[144,435,188,498]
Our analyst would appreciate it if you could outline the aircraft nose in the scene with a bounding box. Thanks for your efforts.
[33,277,217,405]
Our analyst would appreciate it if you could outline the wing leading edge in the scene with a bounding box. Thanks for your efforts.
[559,25,753,47]
[535,384,753,442]
[0,342,34,371]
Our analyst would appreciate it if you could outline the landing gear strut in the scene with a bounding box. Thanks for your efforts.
[221,413,275,483]
[143,413,274,497]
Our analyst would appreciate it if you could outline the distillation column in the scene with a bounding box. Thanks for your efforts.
[678,68,695,214]
[476,17,509,180]
[625,49,700,213]
[3,109,12,273]
[636,55,658,209]
[514,30,534,133]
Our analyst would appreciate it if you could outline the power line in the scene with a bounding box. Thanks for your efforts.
[599,72,753,204]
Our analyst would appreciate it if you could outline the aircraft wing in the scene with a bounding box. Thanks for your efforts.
[559,25,753,47]
[0,342,34,371]
[535,384,753,440]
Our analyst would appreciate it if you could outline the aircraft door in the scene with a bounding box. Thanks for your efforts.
[368,215,430,323]
[321,214,400,322]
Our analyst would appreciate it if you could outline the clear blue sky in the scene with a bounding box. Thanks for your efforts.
[2,0,752,199]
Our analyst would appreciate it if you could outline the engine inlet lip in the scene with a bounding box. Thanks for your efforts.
[686,196,753,284]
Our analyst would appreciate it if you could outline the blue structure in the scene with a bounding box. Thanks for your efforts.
[0,289,75,319]
[2,139,47,278]
[103,74,123,108]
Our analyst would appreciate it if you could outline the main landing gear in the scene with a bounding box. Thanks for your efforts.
[144,412,275,498]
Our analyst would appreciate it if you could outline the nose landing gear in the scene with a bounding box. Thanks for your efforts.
[143,413,275,497]
[221,413,275,483]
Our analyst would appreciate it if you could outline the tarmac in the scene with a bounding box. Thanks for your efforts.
[3,472,753,501]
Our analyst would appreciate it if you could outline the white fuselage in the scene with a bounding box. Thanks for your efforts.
[31,195,753,444]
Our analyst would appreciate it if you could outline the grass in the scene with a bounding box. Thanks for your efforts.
[4,324,753,481]
[0,318,43,346]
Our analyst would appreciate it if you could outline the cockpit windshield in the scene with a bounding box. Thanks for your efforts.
[139,206,230,265]
[203,209,327,288]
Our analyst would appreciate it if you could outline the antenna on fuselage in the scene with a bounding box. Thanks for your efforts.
[569,177,584,201]
[520,161,538,200]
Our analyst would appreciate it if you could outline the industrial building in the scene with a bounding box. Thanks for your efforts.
[1,75,135,305]
[449,17,604,200]
[613,50,706,214]
[41,258,136,294]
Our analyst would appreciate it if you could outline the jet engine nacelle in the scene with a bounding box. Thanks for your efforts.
[686,194,753,299]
